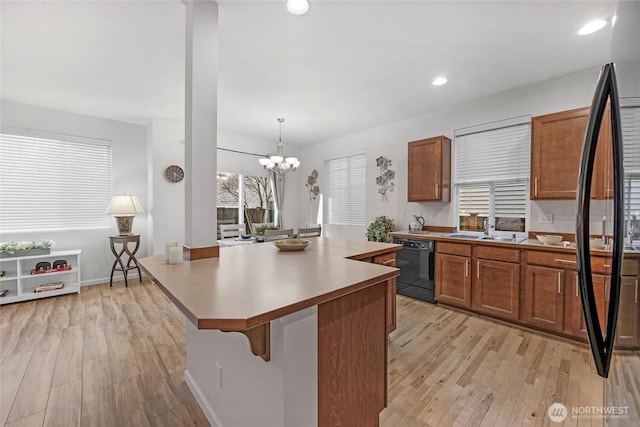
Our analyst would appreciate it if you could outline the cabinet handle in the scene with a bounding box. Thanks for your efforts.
[435,183,439,198]
[635,280,638,304]
[555,259,577,264]
[557,272,562,294]
[534,178,538,197]
[381,259,395,265]
[576,275,579,297]
[477,261,480,279]
[465,259,469,277]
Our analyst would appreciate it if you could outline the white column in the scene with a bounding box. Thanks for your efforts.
[185,0,218,247]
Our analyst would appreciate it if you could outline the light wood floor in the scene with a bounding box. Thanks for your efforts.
[1,279,637,426]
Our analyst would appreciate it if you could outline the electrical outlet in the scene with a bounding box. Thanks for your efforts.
[174,209,184,218]
[539,214,553,224]
[401,211,406,218]
[216,362,222,389]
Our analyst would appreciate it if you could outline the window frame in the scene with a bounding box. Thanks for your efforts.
[454,118,531,237]
[323,152,366,227]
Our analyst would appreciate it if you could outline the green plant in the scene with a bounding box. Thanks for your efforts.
[253,225,279,236]
[366,215,395,243]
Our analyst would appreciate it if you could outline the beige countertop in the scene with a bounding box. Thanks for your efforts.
[139,237,401,331]
[389,231,639,257]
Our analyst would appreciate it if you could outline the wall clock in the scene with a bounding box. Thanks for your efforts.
[164,165,184,183]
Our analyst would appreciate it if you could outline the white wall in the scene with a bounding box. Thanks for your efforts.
[295,66,605,239]
[1,100,149,285]
[148,118,185,255]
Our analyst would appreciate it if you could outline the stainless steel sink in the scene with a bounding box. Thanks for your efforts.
[443,233,527,243]
[443,233,480,239]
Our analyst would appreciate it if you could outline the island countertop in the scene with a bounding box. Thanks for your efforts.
[139,237,400,332]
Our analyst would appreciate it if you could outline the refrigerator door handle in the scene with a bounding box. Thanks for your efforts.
[576,63,624,379]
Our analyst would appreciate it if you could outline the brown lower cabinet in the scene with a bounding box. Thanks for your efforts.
[472,258,520,321]
[433,241,639,349]
[523,265,566,333]
[435,253,471,308]
[615,276,639,348]
[569,271,607,339]
[371,251,397,334]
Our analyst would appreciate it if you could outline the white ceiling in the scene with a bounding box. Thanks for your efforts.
[1,1,617,147]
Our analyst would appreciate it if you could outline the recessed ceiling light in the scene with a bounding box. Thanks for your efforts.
[578,19,607,35]
[432,77,448,86]
[287,0,309,16]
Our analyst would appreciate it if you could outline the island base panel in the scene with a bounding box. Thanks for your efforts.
[318,281,387,427]
[185,307,318,427]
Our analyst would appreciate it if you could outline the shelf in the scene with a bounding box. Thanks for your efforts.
[0,250,81,305]
[0,285,80,305]
[0,290,20,304]
[20,268,77,280]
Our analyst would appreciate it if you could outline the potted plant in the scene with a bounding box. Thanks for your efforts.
[366,216,395,243]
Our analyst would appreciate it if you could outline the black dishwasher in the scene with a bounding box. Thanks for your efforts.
[393,237,436,303]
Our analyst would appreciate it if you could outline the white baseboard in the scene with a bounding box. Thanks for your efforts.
[80,271,146,287]
[184,369,224,427]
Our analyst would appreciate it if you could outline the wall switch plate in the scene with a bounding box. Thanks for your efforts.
[539,214,553,224]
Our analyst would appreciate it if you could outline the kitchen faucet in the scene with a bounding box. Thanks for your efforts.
[483,218,493,236]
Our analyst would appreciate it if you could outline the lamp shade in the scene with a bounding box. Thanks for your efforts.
[106,195,144,215]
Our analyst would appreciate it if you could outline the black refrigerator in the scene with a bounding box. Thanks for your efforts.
[576,1,639,425]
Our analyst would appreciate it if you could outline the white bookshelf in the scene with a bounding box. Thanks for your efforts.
[0,249,81,305]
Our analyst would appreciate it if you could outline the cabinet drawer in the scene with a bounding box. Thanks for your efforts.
[437,242,471,257]
[373,252,396,267]
[590,256,639,276]
[474,246,520,263]
[527,250,577,269]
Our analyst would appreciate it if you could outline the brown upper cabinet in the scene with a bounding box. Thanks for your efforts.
[407,136,451,202]
[530,106,611,200]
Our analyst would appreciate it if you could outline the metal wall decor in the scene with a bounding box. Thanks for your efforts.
[306,169,320,200]
[376,156,395,201]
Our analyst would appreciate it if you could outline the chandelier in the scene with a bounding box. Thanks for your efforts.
[259,118,300,174]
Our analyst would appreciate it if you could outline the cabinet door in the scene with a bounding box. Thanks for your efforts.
[472,259,520,321]
[569,272,607,340]
[523,266,565,332]
[407,136,450,202]
[616,276,639,348]
[531,107,596,200]
[435,253,471,308]
[373,252,397,334]
[385,279,397,334]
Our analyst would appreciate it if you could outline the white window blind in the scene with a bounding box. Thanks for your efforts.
[455,122,531,184]
[459,185,489,217]
[621,104,640,239]
[0,130,112,232]
[495,182,528,218]
[622,105,640,175]
[324,154,366,226]
[455,120,530,232]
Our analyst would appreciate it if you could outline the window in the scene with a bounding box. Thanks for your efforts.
[216,172,274,235]
[455,119,530,233]
[622,104,640,240]
[324,153,366,226]
[0,128,112,232]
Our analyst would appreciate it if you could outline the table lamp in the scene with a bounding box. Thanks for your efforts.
[106,194,144,235]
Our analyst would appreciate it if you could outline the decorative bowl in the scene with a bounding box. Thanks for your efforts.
[274,239,310,252]
[536,234,563,245]
[240,234,253,240]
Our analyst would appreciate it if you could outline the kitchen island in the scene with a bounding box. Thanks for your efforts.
[139,237,400,427]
